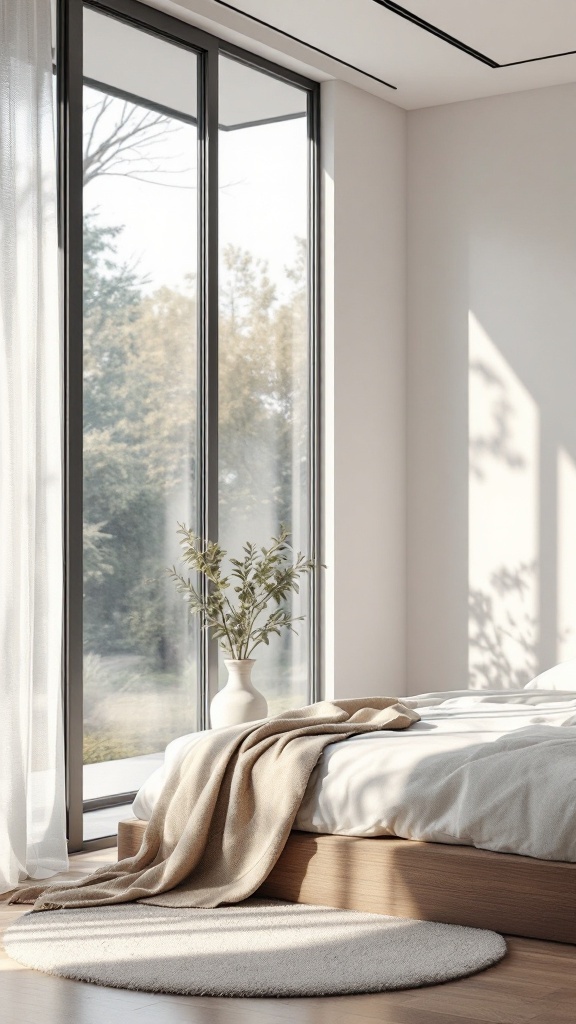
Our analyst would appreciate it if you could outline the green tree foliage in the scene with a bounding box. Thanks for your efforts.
[83,216,307,672]
[218,243,307,526]
[83,216,196,664]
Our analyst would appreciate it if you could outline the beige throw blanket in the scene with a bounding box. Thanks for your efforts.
[11,697,419,912]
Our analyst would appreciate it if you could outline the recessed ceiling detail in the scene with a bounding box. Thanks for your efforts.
[372,1,496,67]
[176,0,576,110]
[378,1,576,68]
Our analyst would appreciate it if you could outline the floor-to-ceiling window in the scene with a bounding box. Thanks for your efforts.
[58,0,319,847]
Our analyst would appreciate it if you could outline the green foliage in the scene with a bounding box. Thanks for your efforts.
[83,217,197,662]
[218,243,307,525]
[83,214,309,669]
[168,525,320,660]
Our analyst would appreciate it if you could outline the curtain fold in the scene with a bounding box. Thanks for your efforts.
[0,0,68,892]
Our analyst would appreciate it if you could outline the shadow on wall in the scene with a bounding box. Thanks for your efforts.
[469,353,527,483]
[468,313,575,689]
[469,561,538,689]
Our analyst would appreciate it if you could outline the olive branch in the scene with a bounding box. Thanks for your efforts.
[167,524,322,660]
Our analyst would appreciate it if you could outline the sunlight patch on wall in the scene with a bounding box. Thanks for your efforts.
[557,446,576,662]
[468,312,539,689]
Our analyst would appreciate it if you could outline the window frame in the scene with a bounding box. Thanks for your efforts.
[57,0,321,851]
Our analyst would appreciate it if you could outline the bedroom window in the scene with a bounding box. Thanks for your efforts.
[59,0,319,848]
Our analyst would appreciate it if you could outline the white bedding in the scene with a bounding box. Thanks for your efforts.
[133,690,576,862]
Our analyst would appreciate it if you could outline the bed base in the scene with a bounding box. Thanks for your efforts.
[117,820,576,944]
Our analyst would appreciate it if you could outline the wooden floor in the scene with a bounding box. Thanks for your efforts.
[1,850,576,1024]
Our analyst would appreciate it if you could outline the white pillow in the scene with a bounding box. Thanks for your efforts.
[524,658,576,690]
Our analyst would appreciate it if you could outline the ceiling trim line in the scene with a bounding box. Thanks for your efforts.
[370,0,497,67]
[372,1,576,71]
[206,0,398,90]
[500,48,576,68]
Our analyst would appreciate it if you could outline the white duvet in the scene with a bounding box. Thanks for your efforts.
[133,690,576,862]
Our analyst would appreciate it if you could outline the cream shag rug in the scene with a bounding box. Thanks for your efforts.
[4,899,506,997]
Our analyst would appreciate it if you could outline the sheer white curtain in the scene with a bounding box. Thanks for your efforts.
[0,0,68,892]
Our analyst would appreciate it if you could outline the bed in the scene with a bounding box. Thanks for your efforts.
[119,679,576,943]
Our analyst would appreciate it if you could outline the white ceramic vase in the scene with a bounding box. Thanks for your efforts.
[210,659,268,729]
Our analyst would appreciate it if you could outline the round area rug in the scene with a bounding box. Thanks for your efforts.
[4,899,506,997]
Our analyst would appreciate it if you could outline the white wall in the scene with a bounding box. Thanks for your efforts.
[322,81,407,698]
[407,83,576,693]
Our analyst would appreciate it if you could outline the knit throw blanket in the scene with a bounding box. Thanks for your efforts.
[11,697,419,912]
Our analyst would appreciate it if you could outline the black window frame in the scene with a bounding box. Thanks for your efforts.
[57,0,321,851]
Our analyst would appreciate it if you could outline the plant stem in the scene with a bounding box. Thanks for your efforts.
[217,604,235,658]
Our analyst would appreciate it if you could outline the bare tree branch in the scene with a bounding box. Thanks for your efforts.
[83,91,195,189]
[96,173,201,190]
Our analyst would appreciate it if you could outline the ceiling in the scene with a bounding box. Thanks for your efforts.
[148,0,576,109]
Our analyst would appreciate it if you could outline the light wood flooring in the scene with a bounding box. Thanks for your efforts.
[1,849,576,1024]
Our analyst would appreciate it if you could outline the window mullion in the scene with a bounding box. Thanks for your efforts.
[60,0,85,854]
[197,43,220,729]
[308,84,322,705]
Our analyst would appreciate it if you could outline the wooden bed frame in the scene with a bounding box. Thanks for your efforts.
[118,819,576,944]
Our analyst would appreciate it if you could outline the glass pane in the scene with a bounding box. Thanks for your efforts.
[218,56,310,715]
[82,9,199,823]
